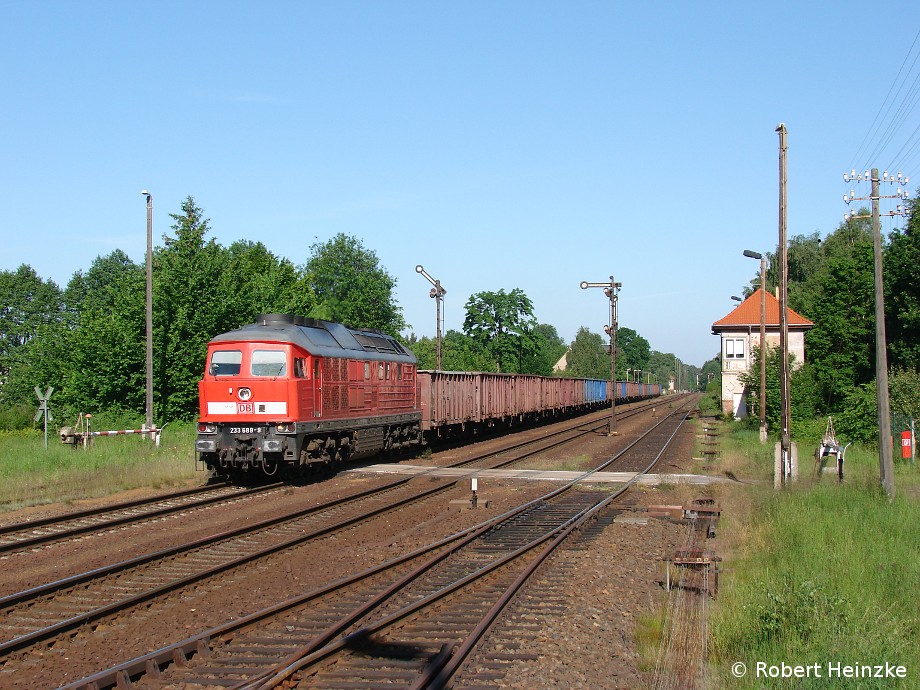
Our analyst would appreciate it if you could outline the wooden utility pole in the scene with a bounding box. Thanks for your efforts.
[842,168,909,499]
[871,169,895,499]
[776,124,791,484]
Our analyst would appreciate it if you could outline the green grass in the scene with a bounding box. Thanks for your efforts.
[710,428,920,688]
[0,423,205,512]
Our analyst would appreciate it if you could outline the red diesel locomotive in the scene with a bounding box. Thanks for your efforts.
[196,314,662,479]
[196,314,423,477]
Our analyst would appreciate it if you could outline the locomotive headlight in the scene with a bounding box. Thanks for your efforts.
[237,387,252,401]
[276,423,295,433]
[197,423,217,434]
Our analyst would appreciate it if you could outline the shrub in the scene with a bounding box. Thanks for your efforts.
[0,403,37,431]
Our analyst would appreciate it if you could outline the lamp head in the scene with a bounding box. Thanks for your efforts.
[415,264,424,274]
[579,281,589,290]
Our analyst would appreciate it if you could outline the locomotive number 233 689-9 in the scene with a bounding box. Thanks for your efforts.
[229,426,266,435]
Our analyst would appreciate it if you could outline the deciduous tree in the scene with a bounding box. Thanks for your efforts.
[566,327,608,379]
[884,197,920,369]
[616,326,650,377]
[0,265,66,405]
[155,196,233,420]
[303,234,404,335]
[463,289,538,373]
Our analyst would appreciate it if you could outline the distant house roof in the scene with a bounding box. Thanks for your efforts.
[711,289,813,333]
[552,351,569,372]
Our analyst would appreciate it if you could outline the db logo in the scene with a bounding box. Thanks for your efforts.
[237,402,254,413]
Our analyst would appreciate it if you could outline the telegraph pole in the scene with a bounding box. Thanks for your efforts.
[843,168,910,499]
[776,124,792,485]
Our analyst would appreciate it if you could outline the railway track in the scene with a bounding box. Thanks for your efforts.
[0,482,284,555]
[58,397,696,689]
[0,398,664,561]
[0,400,667,670]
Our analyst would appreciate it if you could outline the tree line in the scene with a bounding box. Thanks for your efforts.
[0,196,686,429]
[736,196,920,443]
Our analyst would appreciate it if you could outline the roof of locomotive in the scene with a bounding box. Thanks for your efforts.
[209,314,417,363]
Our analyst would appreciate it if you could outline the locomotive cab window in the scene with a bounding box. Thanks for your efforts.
[294,358,307,378]
[209,350,242,376]
[251,350,287,377]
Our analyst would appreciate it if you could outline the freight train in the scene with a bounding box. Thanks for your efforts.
[195,314,662,479]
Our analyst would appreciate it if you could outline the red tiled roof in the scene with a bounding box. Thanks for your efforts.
[712,289,813,331]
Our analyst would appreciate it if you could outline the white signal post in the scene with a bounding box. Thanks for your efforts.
[415,265,447,370]
[580,276,621,436]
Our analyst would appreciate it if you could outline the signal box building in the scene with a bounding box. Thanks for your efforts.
[711,289,814,418]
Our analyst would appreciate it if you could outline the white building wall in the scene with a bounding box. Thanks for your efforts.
[719,328,807,418]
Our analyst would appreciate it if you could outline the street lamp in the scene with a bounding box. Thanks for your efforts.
[141,190,153,433]
[743,249,768,443]
[416,265,446,370]
[731,295,742,302]
[580,276,621,436]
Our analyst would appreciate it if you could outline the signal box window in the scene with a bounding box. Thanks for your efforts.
[209,350,242,376]
[252,350,287,377]
[724,338,746,359]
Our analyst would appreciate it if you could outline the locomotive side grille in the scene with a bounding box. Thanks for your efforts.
[323,384,335,411]
[323,358,348,382]
[322,358,349,412]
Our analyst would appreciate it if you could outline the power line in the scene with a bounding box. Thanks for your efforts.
[848,27,920,174]
[888,117,920,173]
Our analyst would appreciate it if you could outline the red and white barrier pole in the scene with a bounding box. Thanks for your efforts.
[89,426,164,446]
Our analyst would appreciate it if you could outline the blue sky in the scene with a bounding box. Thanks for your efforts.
[2,3,918,366]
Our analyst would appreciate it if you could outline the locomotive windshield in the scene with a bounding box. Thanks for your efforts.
[209,350,242,376]
[251,349,287,377]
